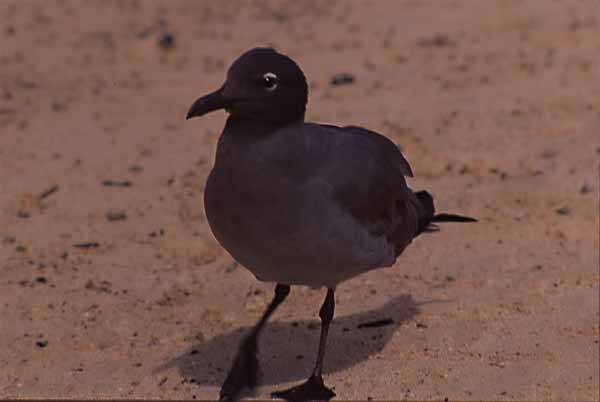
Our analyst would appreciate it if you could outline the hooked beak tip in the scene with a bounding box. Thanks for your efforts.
[186,86,226,121]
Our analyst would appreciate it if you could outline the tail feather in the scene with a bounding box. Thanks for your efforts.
[431,213,477,223]
[415,190,476,235]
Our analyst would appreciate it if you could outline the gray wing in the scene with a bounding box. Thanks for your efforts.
[341,125,414,177]
[302,123,422,257]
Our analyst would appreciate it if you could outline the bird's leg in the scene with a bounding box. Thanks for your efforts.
[272,288,336,401]
[220,283,290,402]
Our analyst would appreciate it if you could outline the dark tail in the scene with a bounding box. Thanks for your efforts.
[415,191,477,235]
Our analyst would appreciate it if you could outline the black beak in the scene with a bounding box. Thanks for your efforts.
[186,86,227,120]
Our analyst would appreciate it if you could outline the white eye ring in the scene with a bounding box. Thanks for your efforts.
[262,72,278,91]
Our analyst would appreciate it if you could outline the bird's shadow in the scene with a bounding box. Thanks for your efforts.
[157,294,419,387]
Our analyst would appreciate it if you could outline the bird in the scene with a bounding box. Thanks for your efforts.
[186,47,476,401]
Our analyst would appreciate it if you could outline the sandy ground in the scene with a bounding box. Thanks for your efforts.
[1,0,599,400]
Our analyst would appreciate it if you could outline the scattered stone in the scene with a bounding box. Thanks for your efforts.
[36,340,48,348]
[15,78,37,89]
[158,32,175,50]
[85,279,112,294]
[331,73,354,86]
[580,183,592,194]
[51,100,67,112]
[102,180,131,187]
[416,322,428,329]
[417,34,455,47]
[17,211,30,219]
[555,206,570,215]
[15,245,26,252]
[106,211,127,222]
[35,276,47,284]
[73,242,99,249]
[38,185,59,200]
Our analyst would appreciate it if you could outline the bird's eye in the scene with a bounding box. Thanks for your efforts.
[262,72,278,91]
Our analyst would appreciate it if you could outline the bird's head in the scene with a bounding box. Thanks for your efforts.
[186,48,308,125]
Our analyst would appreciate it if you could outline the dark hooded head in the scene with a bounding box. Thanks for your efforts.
[186,48,308,125]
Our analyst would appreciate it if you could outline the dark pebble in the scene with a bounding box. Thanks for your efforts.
[102,180,131,187]
[106,211,127,222]
[35,276,48,284]
[15,245,26,252]
[416,322,428,329]
[580,183,591,194]
[418,34,455,47]
[158,32,175,50]
[73,242,99,249]
[38,185,59,200]
[17,211,30,219]
[556,206,570,215]
[331,73,354,86]
[36,340,48,348]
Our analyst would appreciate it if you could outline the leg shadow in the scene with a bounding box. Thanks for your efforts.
[157,294,419,388]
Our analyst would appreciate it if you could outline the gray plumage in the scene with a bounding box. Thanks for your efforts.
[205,120,422,287]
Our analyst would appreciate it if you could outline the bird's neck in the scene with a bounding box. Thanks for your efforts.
[224,115,304,136]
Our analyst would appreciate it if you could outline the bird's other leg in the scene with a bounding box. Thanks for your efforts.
[220,283,290,402]
[271,288,336,401]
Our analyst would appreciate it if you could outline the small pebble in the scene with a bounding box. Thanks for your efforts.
[17,211,30,219]
[36,340,48,348]
[331,73,354,86]
[417,34,455,47]
[106,211,127,222]
[102,180,131,187]
[555,206,570,215]
[580,183,591,194]
[158,32,175,49]
[73,242,100,249]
